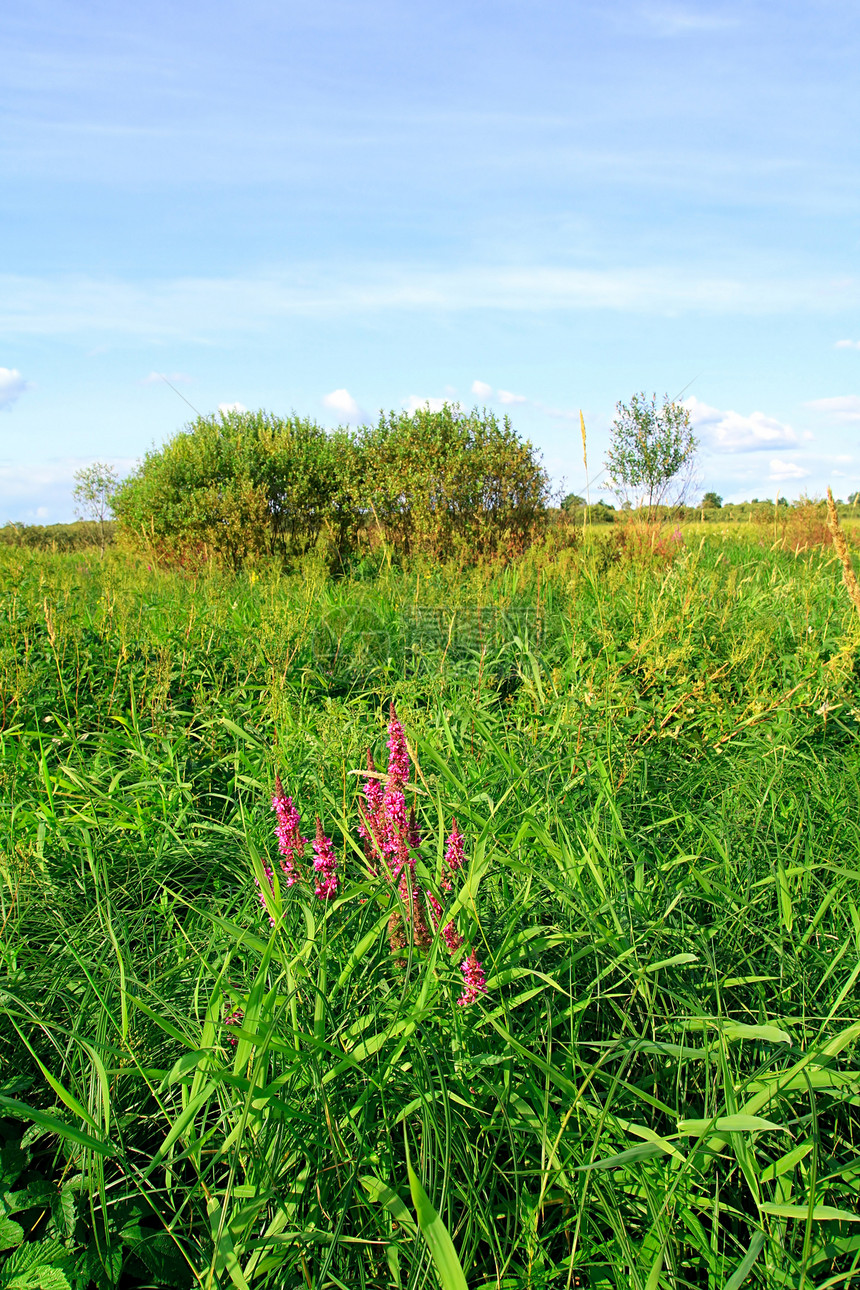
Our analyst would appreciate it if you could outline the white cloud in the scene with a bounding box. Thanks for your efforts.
[218,401,247,415]
[0,457,138,524]
[685,395,797,452]
[402,396,449,414]
[805,395,860,423]
[835,340,860,350]
[471,380,493,398]
[769,459,809,482]
[0,368,30,409]
[497,389,527,405]
[322,387,361,418]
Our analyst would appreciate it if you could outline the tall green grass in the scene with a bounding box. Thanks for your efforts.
[2,533,860,1288]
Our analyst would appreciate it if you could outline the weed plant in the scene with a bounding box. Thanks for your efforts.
[1,531,860,1288]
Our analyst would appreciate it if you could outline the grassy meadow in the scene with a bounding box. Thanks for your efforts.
[2,523,860,1289]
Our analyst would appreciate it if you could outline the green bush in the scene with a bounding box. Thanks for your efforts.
[356,403,549,559]
[113,409,342,568]
[113,404,549,569]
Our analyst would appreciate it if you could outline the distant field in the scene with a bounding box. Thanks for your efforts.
[2,529,860,1289]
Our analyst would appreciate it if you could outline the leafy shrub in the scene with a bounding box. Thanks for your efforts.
[113,409,343,569]
[355,403,549,560]
[113,403,549,569]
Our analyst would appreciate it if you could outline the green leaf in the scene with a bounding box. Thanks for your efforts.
[722,1023,791,1045]
[360,1176,416,1233]
[406,1154,468,1290]
[0,1096,115,1158]
[34,1270,72,1290]
[575,1143,668,1171]
[760,1203,860,1222]
[678,1115,784,1135]
[724,1231,765,1290]
[0,1217,24,1251]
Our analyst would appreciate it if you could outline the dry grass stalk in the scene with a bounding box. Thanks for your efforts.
[826,486,860,620]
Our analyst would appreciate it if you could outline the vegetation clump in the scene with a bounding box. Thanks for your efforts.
[3,527,860,1286]
[112,403,550,569]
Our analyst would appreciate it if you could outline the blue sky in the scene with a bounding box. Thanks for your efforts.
[2,0,859,520]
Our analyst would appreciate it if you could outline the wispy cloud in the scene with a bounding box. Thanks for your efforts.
[685,395,798,452]
[2,265,859,343]
[835,340,860,350]
[0,367,31,409]
[471,379,493,398]
[218,401,247,415]
[497,389,527,405]
[805,395,860,423]
[638,5,741,36]
[769,458,808,482]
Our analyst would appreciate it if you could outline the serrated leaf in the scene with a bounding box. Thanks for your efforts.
[34,1269,72,1290]
[51,1188,76,1239]
[0,1217,24,1251]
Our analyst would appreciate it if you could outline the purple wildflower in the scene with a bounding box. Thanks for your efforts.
[458,952,487,1007]
[358,749,385,872]
[312,816,338,901]
[397,872,431,951]
[272,774,307,886]
[442,819,465,891]
[224,1007,244,1046]
[386,702,410,790]
[427,892,463,953]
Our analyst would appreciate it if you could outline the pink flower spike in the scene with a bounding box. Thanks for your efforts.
[312,816,338,901]
[427,893,462,954]
[272,775,308,886]
[458,952,487,1006]
[386,702,410,790]
[442,818,465,891]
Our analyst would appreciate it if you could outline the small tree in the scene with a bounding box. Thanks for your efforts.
[606,393,697,521]
[701,491,722,509]
[73,461,119,554]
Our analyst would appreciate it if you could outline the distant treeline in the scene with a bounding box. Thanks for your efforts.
[0,520,117,552]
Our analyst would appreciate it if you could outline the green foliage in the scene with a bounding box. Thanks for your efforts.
[3,532,860,1286]
[112,403,549,571]
[72,464,119,557]
[607,392,698,516]
[0,523,114,553]
[353,402,549,560]
[113,408,342,569]
[701,490,722,509]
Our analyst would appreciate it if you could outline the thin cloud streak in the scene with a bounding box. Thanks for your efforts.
[2,265,860,341]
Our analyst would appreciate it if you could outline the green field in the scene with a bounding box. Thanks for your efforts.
[2,528,860,1289]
